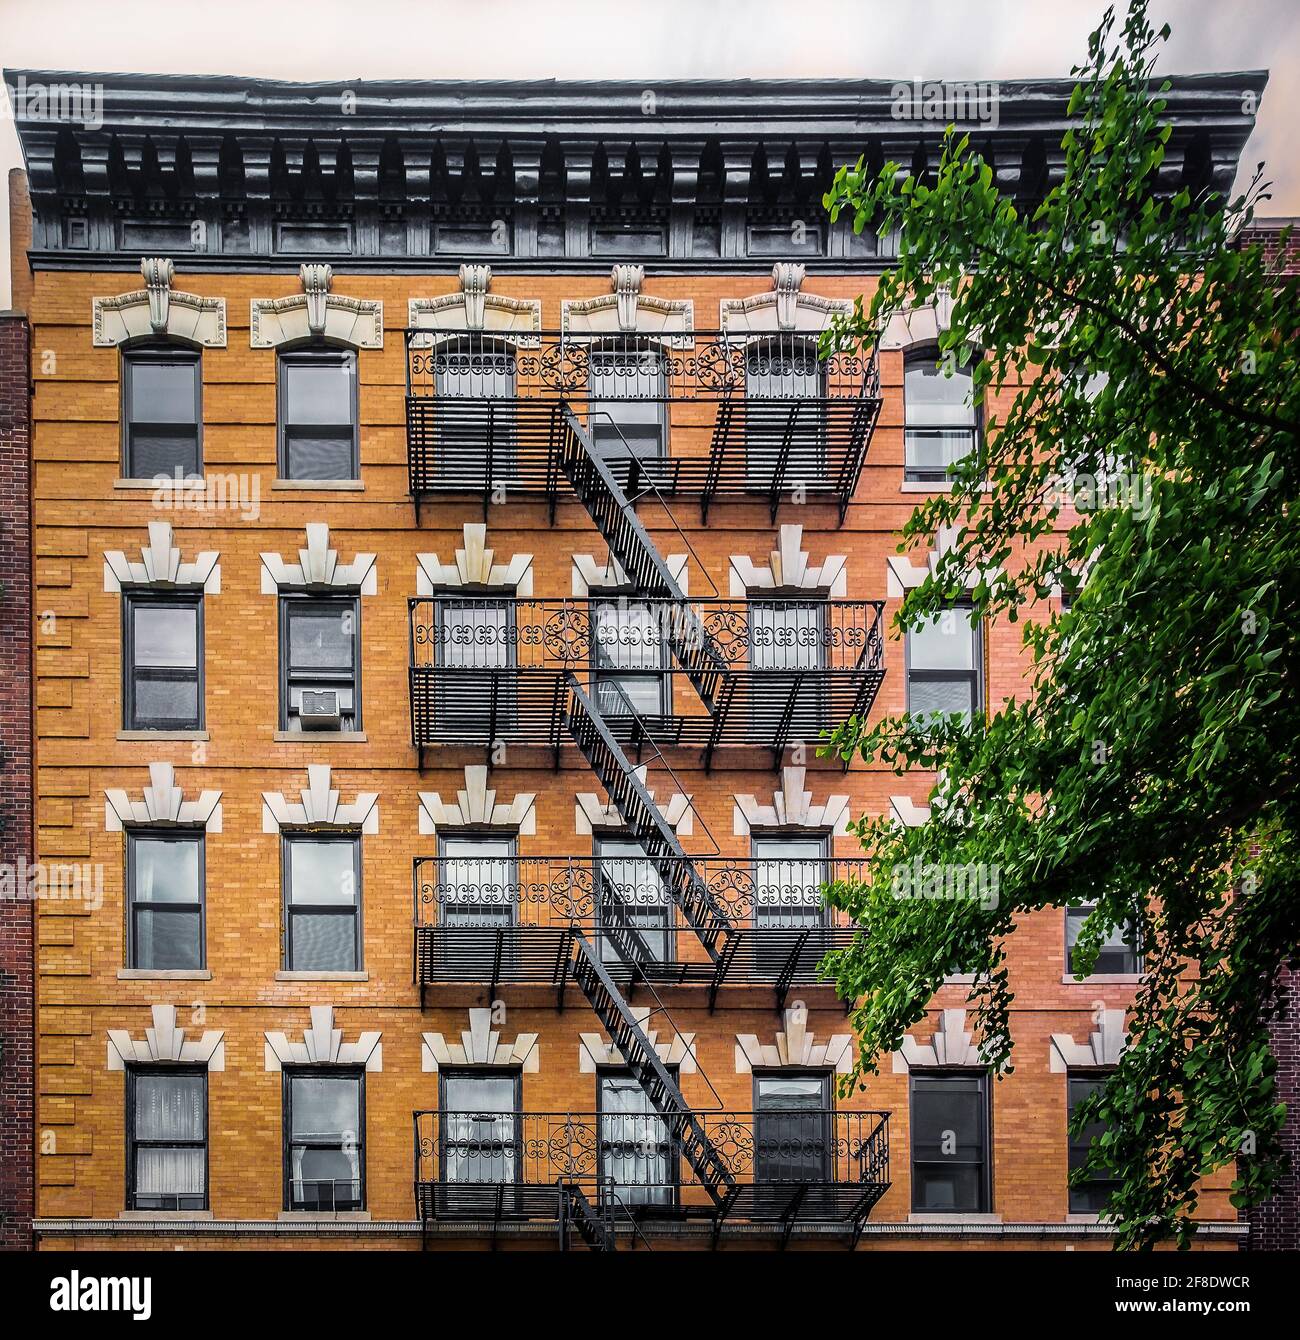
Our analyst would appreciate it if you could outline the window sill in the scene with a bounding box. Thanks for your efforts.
[908,1212,1003,1225]
[118,969,212,981]
[1060,974,1143,985]
[118,1210,213,1221]
[272,479,364,491]
[275,970,369,982]
[273,731,368,743]
[117,729,209,742]
[114,477,185,490]
[278,1210,371,1222]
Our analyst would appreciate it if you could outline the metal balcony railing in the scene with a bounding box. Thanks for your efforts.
[404,328,882,522]
[408,596,885,764]
[412,1109,890,1230]
[411,854,866,1000]
[286,1178,364,1213]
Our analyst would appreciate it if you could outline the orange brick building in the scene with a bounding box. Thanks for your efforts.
[5,71,1263,1250]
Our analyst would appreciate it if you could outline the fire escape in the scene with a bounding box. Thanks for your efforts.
[406,302,890,1246]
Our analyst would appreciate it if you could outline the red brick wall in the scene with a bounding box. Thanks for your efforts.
[0,311,34,1251]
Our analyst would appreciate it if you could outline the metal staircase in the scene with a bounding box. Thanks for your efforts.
[567,676,732,960]
[572,933,736,1210]
[558,408,731,715]
[560,1180,616,1251]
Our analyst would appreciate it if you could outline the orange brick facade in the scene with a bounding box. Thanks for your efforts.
[13,264,1238,1250]
[7,72,1262,1252]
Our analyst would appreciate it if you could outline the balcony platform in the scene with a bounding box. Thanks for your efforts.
[412,855,864,1006]
[404,330,882,525]
[408,597,886,770]
[412,1109,891,1246]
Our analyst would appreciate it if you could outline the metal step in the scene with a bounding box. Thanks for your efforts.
[572,934,736,1209]
[561,1180,616,1251]
[566,675,733,961]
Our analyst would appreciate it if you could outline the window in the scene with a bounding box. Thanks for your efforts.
[592,598,668,717]
[440,1071,520,1184]
[122,345,201,479]
[754,1073,832,1182]
[127,1067,207,1210]
[434,337,517,482]
[903,346,979,483]
[587,340,667,475]
[127,831,204,970]
[434,597,515,732]
[906,605,982,720]
[283,835,362,973]
[748,600,826,673]
[1065,904,1142,976]
[748,599,827,738]
[123,592,203,731]
[910,1072,990,1212]
[1068,1074,1121,1214]
[280,595,361,732]
[594,837,672,964]
[751,836,828,931]
[278,348,358,481]
[439,835,516,930]
[284,1068,364,1210]
[744,336,826,485]
[599,1071,675,1206]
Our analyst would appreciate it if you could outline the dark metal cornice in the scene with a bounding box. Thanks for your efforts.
[4,69,1267,269]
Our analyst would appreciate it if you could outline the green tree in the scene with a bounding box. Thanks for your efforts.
[820,0,1299,1249]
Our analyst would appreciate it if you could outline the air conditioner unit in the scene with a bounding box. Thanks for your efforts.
[299,689,341,729]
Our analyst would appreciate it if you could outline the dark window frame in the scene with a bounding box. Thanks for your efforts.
[909,1070,993,1214]
[749,830,831,931]
[126,827,206,971]
[1064,903,1143,977]
[590,595,671,718]
[438,1066,523,1185]
[276,344,360,482]
[122,588,205,732]
[120,342,203,480]
[437,830,519,929]
[596,1064,680,1209]
[281,831,364,973]
[752,1069,835,1182]
[585,336,670,465]
[592,832,675,964]
[278,592,362,732]
[905,601,984,720]
[1067,1070,1122,1214]
[902,343,983,485]
[282,1065,366,1211]
[125,1064,209,1212]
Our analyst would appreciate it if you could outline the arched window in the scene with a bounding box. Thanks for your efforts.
[744,335,825,400]
[586,338,667,469]
[903,346,980,483]
[743,336,827,485]
[434,336,517,399]
[121,342,202,479]
[433,336,518,483]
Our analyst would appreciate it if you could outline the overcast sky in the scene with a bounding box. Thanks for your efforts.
[2,0,1297,306]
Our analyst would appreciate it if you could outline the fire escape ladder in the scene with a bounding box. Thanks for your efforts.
[560,1179,617,1251]
[557,406,731,715]
[572,933,737,1209]
[566,675,733,961]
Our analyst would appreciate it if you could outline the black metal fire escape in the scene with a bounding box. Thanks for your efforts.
[552,408,743,1215]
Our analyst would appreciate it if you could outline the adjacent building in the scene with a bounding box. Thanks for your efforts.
[6,71,1263,1249]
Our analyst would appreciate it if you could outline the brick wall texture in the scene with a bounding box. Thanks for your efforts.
[18,264,1245,1250]
[0,311,34,1250]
